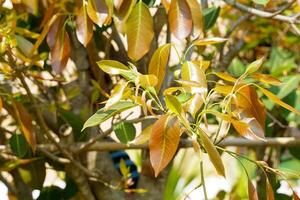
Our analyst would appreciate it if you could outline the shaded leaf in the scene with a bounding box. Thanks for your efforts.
[13,102,36,151]
[258,86,300,114]
[148,43,171,92]
[76,2,94,47]
[114,0,136,33]
[82,101,136,131]
[168,0,192,39]
[22,0,38,15]
[198,128,225,177]
[150,115,180,177]
[87,0,111,27]
[9,134,30,158]
[114,122,136,143]
[50,30,70,74]
[126,1,154,61]
[248,179,259,200]
[186,0,203,38]
[15,35,34,57]
[203,6,220,30]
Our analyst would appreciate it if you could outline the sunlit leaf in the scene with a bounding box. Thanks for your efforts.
[126,1,154,61]
[251,73,281,86]
[252,0,269,6]
[114,122,136,143]
[165,95,182,116]
[105,82,127,109]
[50,30,70,74]
[198,128,225,177]
[191,60,211,71]
[136,74,158,88]
[214,72,237,82]
[13,101,36,151]
[97,60,128,74]
[76,2,93,47]
[248,179,259,200]
[114,0,136,33]
[258,86,300,114]
[186,0,203,38]
[168,0,192,39]
[87,0,111,27]
[82,101,136,131]
[192,37,227,46]
[130,125,153,145]
[150,115,180,177]
[245,57,264,75]
[148,43,171,92]
[162,0,171,11]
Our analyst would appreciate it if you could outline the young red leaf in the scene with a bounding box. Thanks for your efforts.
[168,0,192,39]
[149,115,180,177]
[126,1,154,61]
[76,2,93,47]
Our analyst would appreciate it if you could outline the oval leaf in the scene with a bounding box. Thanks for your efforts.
[168,0,192,39]
[148,43,171,92]
[186,0,203,38]
[76,2,94,47]
[192,37,227,46]
[126,1,154,61]
[149,115,180,177]
[114,122,136,143]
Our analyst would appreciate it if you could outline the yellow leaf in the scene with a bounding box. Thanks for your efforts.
[192,37,227,46]
[186,0,203,38]
[126,1,154,61]
[87,0,112,27]
[214,72,237,82]
[130,125,153,145]
[251,73,281,86]
[136,74,158,88]
[258,86,300,114]
[148,44,171,92]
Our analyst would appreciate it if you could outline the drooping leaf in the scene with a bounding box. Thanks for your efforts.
[76,2,93,47]
[198,128,225,177]
[150,115,180,177]
[186,0,203,38]
[168,0,192,39]
[192,37,227,46]
[50,29,70,74]
[148,43,171,92]
[87,0,111,27]
[82,101,136,131]
[266,179,275,200]
[258,86,300,114]
[114,122,136,143]
[130,125,153,145]
[126,1,154,61]
[203,6,220,30]
[9,134,31,158]
[248,179,259,200]
[251,73,281,86]
[13,101,36,151]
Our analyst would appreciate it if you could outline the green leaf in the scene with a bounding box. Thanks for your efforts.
[165,95,182,116]
[9,134,31,158]
[126,1,154,61]
[252,0,270,6]
[114,122,136,143]
[38,186,64,200]
[245,57,264,75]
[198,128,225,177]
[82,101,136,131]
[97,60,138,80]
[203,6,220,30]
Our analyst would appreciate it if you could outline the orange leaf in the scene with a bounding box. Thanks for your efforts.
[162,0,171,11]
[294,192,300,200]
[126,1,154,61]
[266,179,274,200]
[0,97,2,111]
[248,179,259,200]
[13,102,36,151]
[50,29,70,74]
[186,0,203,38]
[251,73,281,86]
[149,115,180,177]
[76,2,94,47]
[168,0,192,39]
